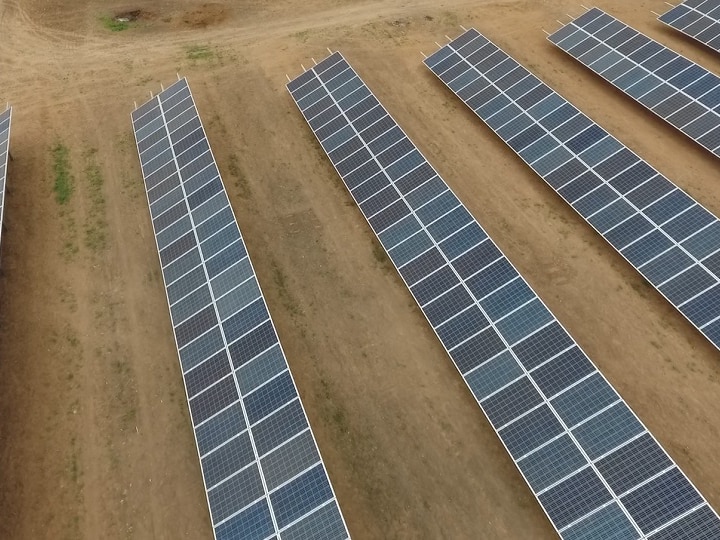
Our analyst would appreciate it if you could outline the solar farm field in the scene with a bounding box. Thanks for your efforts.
[1,0,720,538]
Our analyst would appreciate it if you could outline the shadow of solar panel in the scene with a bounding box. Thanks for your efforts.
[549,7,720,159]
[425,28,720,353]
[288,51,720,539]
[660,0,720,54]
[132,79,348,540]
[0,107,11,255]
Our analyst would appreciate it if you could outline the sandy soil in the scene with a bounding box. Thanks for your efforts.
[0,0,718,538]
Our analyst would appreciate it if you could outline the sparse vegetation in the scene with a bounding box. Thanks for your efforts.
[227,153,251,199]
[52,143,73,204]
[271,260,301,316]
[83,148,107,252]
[186,44,214,61]
[100,16,129,32]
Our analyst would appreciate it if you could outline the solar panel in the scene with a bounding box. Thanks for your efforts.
[660,0,720,53]
[424,28,720,352]
[0,107,11,251]
[549,7,720,159]
[288,52,720,539]
[131,78,349,540]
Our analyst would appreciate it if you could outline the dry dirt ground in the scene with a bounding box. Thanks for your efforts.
[0,0,719,538]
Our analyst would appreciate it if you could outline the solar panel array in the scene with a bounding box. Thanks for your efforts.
[131,78,349,540]
[660,0,720,53]
[288,52,720,539]
[549,7,720,159]
[0,107,11,250]
[424,28,720,351]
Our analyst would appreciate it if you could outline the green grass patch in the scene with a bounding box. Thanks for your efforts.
[101,16,129,32]
[186,45,214,61]
[52,143,73,204]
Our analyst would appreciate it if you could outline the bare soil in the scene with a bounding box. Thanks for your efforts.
[0,0,719,538]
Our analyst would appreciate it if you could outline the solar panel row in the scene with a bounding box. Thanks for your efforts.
[131,79,349,540]
[424,28,720,351]
[660,0,720,53]
[288,52,720,539]
[549,7,720,159]
[0,107,11,251]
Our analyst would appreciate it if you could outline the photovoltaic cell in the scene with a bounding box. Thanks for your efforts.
[660,0,720,54]
[424,28,720,353]
[132,79,348,540]
[549,7,720,159]
[288,51,719,539]
[0,107,11,252]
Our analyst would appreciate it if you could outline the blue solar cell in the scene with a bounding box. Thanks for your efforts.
[511,321,573,370]
[663,204,716,242]
[450,326,506,374]
[244,372,297,425]
[282,503,348,540]
[562,503,639,540]
[270,464,334,528]
[622,468,704,534]
[539,468,613,529]
[650,505,720,540]
[517,435,588,492]
[208,464,265,523]
[189,375,239,425]
[660,265,716,304]
[495,299,553,344]
[573,185,618,218]
[214,499,274,540]
[398,247,446,285]
[596,433,672,495]
[404,177,446,209]
[604,214,654,249]
[201,432,255,487]
[252,400,308,456]
[640,247,694,285]
[551,373,619,428]
[624,175,675,209]
[410,265,460,305]
[621,229,674,266]
[558,172,603,203]
[465,258,518,300]
[423,284,475,326]
[572,403,644,459]
[195,402,247,455]
[185,350,232,398]
[435,306,489,349]
[587,199,635,233]
[499,404,565,459]
[464,350,523,400]
[453,240,502,278]
[480,278,535,319]
[680,283,720,325]
[682,221,720,260]
[387,230,433,267]
[439,222,487,260]
[531,347,594,397]
[482,376,543,427]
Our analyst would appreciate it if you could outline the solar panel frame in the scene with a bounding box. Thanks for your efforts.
[424,28,720,352]
[132,79,349,540]
[659,0,720,53]
[548,7,720,159]
[289,52,720,539]
[0,107,11,252]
